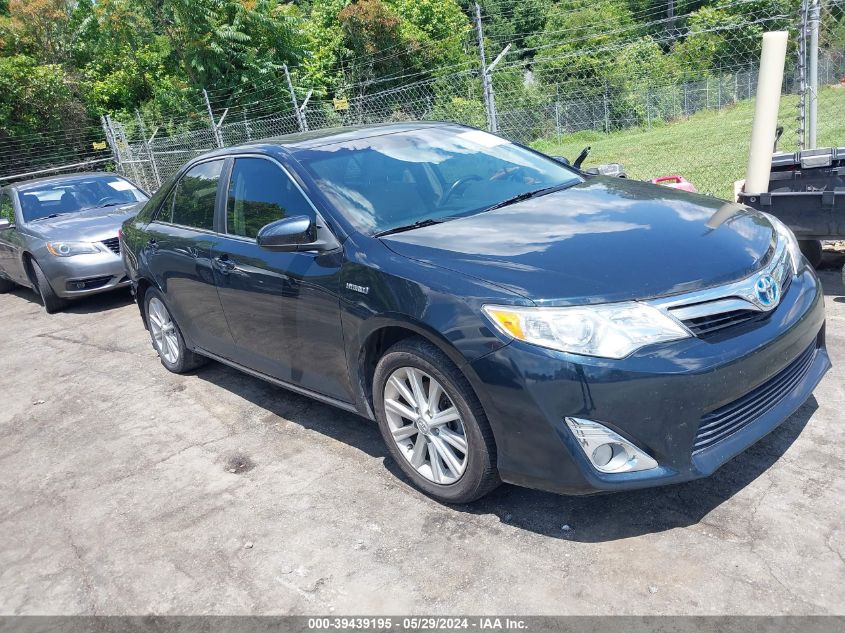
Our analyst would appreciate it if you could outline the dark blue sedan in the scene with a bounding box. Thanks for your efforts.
[120,123,830,503]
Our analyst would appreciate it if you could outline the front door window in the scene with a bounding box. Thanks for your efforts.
[226,157,314,238]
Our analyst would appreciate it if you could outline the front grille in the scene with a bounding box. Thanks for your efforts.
[101,237,120,255]
[675,273,793,339]
[683,309,761,337]
[693,341,817,453]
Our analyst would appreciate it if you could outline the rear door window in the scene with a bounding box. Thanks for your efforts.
[226,157,314,239]
[160,160,224,231]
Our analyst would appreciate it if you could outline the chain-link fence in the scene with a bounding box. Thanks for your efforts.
[25,0,844,201]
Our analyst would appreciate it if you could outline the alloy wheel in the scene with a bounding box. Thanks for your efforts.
[383,366,469,485]
[148,297,180,365]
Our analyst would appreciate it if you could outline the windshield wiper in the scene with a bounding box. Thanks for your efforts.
[481,182,576,213]
[374,218,448,238]
[80,202,125,212]
[31,213,69,222]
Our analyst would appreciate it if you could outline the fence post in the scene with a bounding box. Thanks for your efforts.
[284,64,306,133]
[717,68,722,108]
[243,111,253,142]
[299,89,313,133]
[203,89,224,148]
[108,116,143,186]
[474,3,495,133]
[603,84,610,133]
[672,85,678,120]
[101,115,122,174]
[807,0,820,148]
[554,102,561,143]
[135,109,161,190]
[683,83,688,116]
[798,0,808,149]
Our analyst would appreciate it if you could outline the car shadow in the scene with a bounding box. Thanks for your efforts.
[8,285,133,314]
[817,249,845,301]
[466,397,817,542]
[195,361,818,543]
[197,362,389,460]
[63,288,134,314]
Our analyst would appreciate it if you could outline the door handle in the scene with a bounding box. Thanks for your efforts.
[176,246,199,258]
[214,255,236,273]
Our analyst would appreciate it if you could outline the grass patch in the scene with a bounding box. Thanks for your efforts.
[532,85,845,200]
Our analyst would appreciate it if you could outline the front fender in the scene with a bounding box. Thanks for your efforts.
[338,240,518,419]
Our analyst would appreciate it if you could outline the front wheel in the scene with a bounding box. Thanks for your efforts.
[31,259,67,314]
[373,337,500,503]
[144,289,207,373]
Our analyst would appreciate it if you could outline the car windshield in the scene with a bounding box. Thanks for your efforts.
[294,127,581,235]
[18,175,148,223]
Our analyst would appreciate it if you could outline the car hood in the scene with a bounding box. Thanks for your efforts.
[25,202,143,241]
[381,177,776,304]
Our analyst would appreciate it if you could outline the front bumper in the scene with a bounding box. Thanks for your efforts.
[468,266,830,495]
[39,252,130,299]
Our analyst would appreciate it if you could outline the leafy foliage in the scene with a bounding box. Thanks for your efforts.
[0,0,839,176]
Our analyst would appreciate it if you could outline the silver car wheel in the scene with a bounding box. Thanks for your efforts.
[383,367,468,485]
[148,297,180,365]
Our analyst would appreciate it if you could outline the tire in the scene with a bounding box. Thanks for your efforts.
[0,277,14,293]
[144,288,207,373]
[31,259,67,314]
[799,239,823,269]
[373,337,500,503]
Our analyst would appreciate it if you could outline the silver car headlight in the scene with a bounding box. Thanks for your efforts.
[482,302,690,359]
[46,241,101,257]
[764,213,802,275]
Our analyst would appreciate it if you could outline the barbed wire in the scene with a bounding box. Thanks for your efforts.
[3,1,843,197]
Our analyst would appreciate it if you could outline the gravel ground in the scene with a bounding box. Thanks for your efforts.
[1,253,844,615]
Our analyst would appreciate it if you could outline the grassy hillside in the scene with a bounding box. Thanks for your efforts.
[532,85,845,200]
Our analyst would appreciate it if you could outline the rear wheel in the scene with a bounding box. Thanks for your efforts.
[144,289,207,373]
[799,239,823,269]
[31,259,67,314]
[373,337,500,503]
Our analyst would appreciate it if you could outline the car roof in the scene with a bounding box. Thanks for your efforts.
[9,171,128,192]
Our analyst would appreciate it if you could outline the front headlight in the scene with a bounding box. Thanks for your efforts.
[46,241,101,257]
[482,302,690,359]
[764,213,802,275]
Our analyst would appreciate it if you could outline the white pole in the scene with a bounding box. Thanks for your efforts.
[744,31,789,195]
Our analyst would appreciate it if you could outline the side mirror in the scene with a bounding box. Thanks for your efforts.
[0,218,12,231]
[256,215,317,252]
[552,155,570,166]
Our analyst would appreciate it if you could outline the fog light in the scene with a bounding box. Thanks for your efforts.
[565,417,658,474]
[592,443,614,467]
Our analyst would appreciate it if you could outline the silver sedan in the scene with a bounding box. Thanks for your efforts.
[0,172,148,313]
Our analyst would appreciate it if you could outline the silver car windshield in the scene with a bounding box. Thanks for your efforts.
[19,176,148,223]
